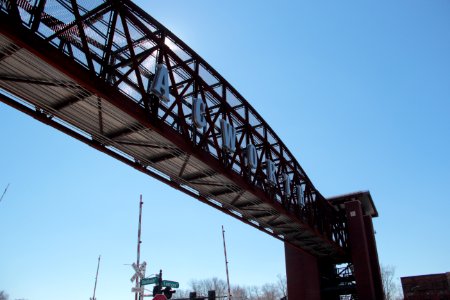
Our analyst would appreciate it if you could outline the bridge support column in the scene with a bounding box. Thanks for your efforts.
[364,214,384,300]
[285,243,321,300]
[345,200,377,300]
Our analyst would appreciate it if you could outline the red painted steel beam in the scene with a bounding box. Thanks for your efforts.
[0,91,319,257]
[52,92,91,111]
[0,2,347,258]
[345,201,376,299]
[364,215,384,300]
[285,243,321,300]
[125,0,315,186]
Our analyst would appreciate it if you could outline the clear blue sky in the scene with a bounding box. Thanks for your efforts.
[1,1,450,299]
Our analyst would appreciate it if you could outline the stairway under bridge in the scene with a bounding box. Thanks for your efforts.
[0,1,383,299]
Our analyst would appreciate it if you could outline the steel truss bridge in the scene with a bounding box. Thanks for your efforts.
[0,1,383,299]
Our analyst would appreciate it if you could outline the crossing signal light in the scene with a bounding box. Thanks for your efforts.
[208,290,216,300]
[163,287,176,299]
[153,285,162,296]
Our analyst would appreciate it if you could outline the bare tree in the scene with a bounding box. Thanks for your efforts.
[276,274,287,298]
[208,277,227,297]
[171,289,190,298]
[243,284,282,300]
[382,264,403,300]
[246,286,262,300]
[260,283,280,300]
[179,276,287,300]
[231,285,248,299]
[0,291,8,300]
[189,277,227,298]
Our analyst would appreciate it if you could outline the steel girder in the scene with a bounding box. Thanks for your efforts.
[0,0,348,259]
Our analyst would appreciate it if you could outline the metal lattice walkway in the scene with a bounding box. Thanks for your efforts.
[0,0,349,259]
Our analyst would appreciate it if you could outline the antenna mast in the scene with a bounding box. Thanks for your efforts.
[90,255,101,300]
[0,183,10,203]
[136,195,144,300]
[222,225,232,300]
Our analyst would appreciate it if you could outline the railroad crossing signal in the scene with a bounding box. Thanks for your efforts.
[130,261,147,282]
[162,287,176,299]
[154,285,176,299]
[153,285,162,296]
[131,261,147,296]
[150,270,178,299]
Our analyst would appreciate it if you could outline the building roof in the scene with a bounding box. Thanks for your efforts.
[327,191,379,218]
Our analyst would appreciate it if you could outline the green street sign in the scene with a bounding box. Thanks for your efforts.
[161,280,179,288]
[141,276,159,285]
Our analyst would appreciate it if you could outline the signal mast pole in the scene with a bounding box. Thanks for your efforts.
[136,195,143,300]
[90,255,101,300]
[222,226,232,300]
[0,183,10,203]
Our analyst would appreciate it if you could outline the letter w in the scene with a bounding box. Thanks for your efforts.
[220,119,236,152]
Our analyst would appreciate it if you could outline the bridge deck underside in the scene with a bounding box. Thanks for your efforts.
[0,33,342,257]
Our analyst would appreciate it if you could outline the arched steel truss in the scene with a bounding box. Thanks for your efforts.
[0,0,348,258]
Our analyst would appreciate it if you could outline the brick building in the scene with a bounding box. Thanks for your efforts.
[401,272,450,300]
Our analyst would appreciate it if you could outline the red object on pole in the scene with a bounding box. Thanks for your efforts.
[152,295,167,300]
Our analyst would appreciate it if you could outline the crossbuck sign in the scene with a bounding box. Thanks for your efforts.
[130,261,147,294]
[130,262,147,282]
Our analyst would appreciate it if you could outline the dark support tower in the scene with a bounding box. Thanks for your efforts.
[364,214,384,300]
[345,200,376,299]
[285,191,382,299]
[285,244,321,300]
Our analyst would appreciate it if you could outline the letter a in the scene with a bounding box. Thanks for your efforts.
[220,119,236,152]
[150,64,170,103]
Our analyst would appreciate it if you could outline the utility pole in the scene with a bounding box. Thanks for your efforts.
[0,183,10,203]
[136,195,144,300]
[129,195,146,299]
[90,255,101,300]
[222,225,232,300]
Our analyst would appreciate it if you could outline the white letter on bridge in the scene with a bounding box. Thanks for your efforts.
[193,98,207,129]
[220,119,236,152]
[266,159,276,185]
[296,184,305,206]
[283,173,291,197]
[150,64,170,103]
[246,144,258,169]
